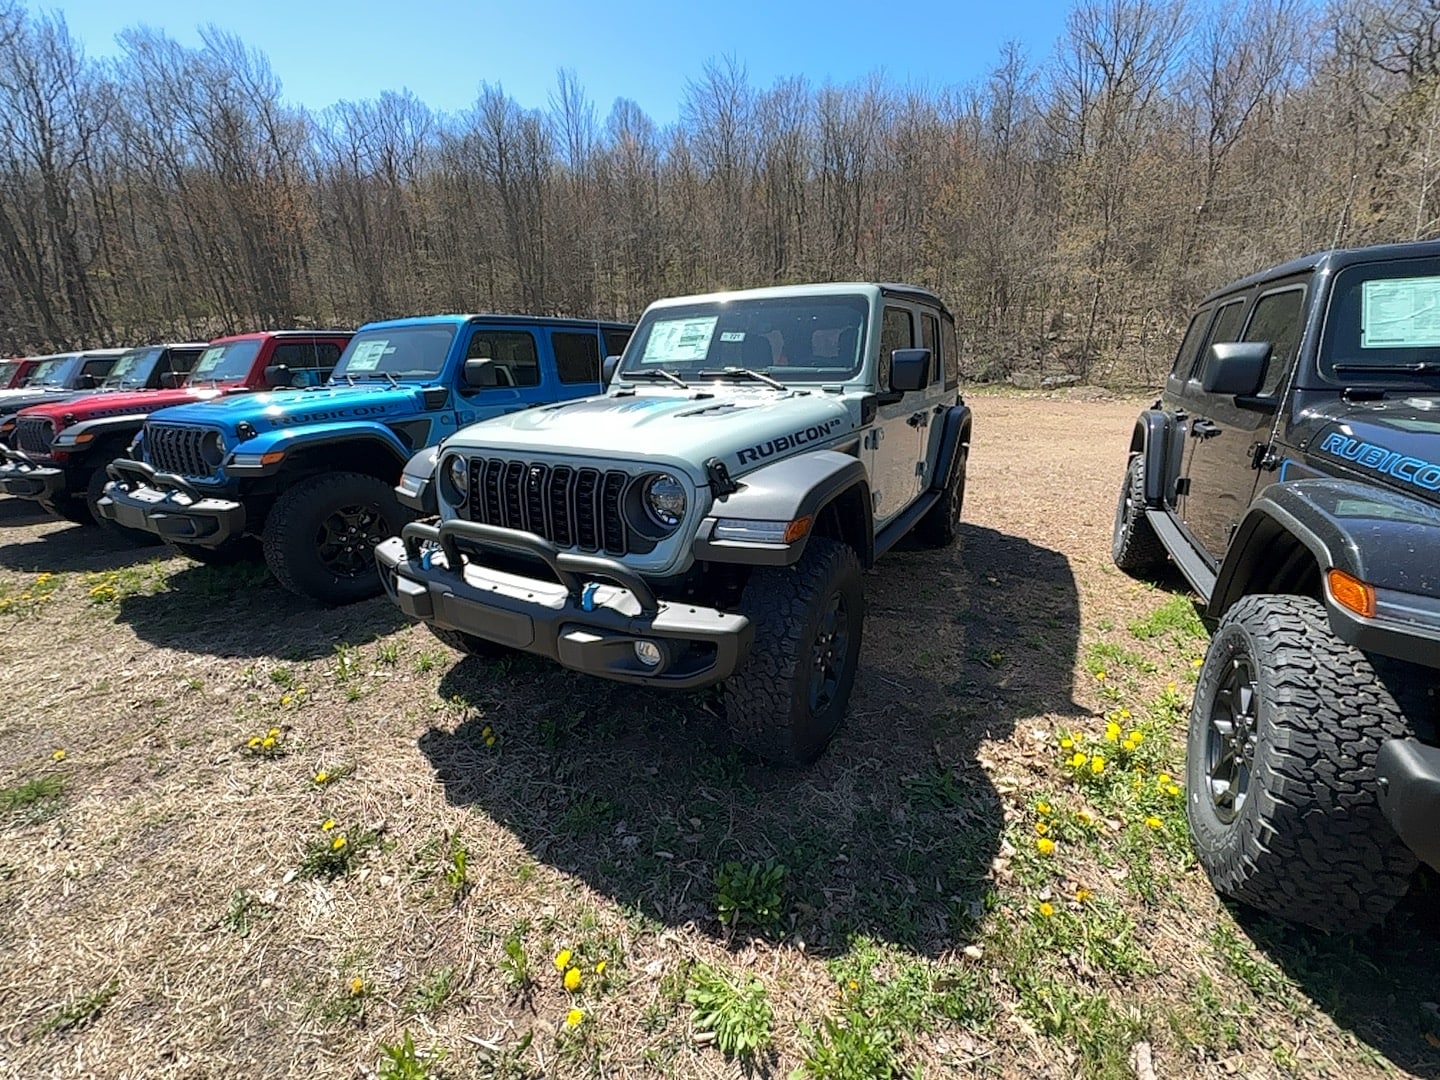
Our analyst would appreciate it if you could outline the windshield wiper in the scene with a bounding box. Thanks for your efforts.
[365,370,400,387]
[697,367,789,390]
[1333,362,1440,374]
[623,368,690,389]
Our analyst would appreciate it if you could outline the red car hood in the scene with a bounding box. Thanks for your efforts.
[19,385,239,423]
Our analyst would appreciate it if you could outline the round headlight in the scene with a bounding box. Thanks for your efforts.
[643,473,686,528]
[200,431,225,467]
[443,454,468,506]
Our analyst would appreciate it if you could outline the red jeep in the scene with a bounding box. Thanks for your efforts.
[0,331,350,535]
[0,357,40,390]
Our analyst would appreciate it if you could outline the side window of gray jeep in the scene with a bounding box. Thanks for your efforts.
[1191,298,1248,381]
[941,316,959,389]
[921,313,941,384]
[1242,287,1305,397]
[1170,311,1211,378]
[879,306,913,390]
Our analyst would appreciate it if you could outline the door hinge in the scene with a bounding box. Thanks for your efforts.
[915,460,928,477]
[1250,443,1279,471]
[1175,478,1191,496]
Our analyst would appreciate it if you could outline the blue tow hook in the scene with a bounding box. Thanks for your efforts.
[420,547,435,571]
[581,582,600,612]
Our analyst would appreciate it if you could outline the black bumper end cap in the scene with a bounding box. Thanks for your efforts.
[1377,738,1440,870]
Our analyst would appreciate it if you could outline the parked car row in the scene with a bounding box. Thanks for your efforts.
[1,245,1436,938]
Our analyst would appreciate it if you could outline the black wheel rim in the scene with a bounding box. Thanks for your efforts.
[807,592,851,717]
[1114,463,1135,546]
[1205,653,1258,824]
[316,502,390,578]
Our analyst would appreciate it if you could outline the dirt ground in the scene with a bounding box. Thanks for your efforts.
[0,391,1436,1080]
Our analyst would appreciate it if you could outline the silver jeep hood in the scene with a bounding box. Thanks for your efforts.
[443,388,859,481]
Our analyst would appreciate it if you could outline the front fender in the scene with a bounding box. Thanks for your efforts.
[226,420,412,475]
[396,444,438,515]
[1212,478,1440,669]
[52,413,152,452]
[929,403,973,493]
[692,449,870,566]
[1132,409,1182,506]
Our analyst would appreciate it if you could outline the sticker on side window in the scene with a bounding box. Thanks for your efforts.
[1361,276,1440,347]
[346,340,393,371]
[642,317,718,363]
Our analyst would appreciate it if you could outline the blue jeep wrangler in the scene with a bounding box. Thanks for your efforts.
[98,315,632,604]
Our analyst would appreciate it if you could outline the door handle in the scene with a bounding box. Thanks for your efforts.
[1190,419,1221,439]
[907,411,927,428]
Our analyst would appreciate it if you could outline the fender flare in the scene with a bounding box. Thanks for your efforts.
[692,449,872,567]
[396,444,439,515]
[226,421,413,476]
[52,413,153,452]
[927,403,973,494]
[1130,408,1182,507]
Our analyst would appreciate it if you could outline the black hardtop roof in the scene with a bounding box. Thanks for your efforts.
[454,314,634,330]
[214,329,356,342]
[878,282,950,312]
[1202,237,1440,304]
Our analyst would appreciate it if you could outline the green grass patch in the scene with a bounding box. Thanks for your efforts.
[685,961,773,1061]
[1,773,66,822]
[1128,595,1206,642]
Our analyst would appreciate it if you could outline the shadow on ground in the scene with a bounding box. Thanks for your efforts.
[112,558,409,660]
[419,524,1087,957]
[0,512,162,573]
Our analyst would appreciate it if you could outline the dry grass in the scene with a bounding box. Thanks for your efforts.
[0,393,1436,1079]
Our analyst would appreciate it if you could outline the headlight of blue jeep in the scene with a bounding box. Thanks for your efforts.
[200,431,226,468]
[642,473,686,529]
[441,453,468,507]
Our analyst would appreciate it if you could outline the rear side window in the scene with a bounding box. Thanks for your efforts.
[552,331,601,385]
[879,306,913,389]
[941,317,959,388]
[1193,298,1248,379]
[271,341,340,388]
[167,348,203,377]
[1242,287,1306,396]
[1170,310,1212,377]
[466,330,540,388]
[603,329,631,359]
[921,313,941,384]
[81,356,116,382]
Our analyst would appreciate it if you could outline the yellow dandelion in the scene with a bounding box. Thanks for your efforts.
[313,770,329,784]
[1070,752,1089,768]
[280,694,292,706]
[1075,809,1095,826]
[1104,721,1121,742]
[332,835,347,851]
[595,960,607,976]
[1129,730,1143,744]
[1075,887,1093,903]
[1118,708,1131,719]
[1167,681,1177,692]
[1038,902,1055,918]
[1035,821,1050,836]
[1166,784,1182,797]
[1145,816,1164,830]
[554,949,573,972]
[485,735,497,747]
[1121,738,1137,752]
[52,749,66,762]
[321,818,336,831]
[1095,669,1107,681]
[1036,837,1056,856]
[349,976,364,995]
[1059,737,1074,750]
[248,736,261,748]
[566,1007,584,1027]
[1090,756,1106,776]
[482,726,493,738]
[564,967,582,992]
[267,727,280,738]
[1158,772,1172,784]
[1036,801,1052,816]
[1191,657,1203,668]
[261,736,275,750]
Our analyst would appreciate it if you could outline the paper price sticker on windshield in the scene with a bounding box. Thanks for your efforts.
[642,317,718,363]
[346,339,393,371]
[1361,276,1440,348]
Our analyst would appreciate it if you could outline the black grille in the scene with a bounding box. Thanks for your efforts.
[145,423,218,478]
[464,456,634,555]
[14,417,54,457]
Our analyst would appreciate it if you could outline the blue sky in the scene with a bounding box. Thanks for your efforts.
[48,0,1074,124]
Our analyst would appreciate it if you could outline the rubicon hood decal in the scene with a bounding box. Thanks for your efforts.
[1317,432,1440,492]
[1311,398,1440,500]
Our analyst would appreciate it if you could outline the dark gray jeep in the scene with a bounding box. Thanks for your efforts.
[1113,238,1440,931]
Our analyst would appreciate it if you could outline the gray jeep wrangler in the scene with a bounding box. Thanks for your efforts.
[377,283,972,764]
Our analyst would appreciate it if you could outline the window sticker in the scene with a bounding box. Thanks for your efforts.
[193,346,226,374]
[642,317,718,363]
[1361,277,1440,347]
[720,331,746,342]
[346,339,393,371]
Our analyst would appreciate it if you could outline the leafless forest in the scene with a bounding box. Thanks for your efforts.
[2,0,1439,383]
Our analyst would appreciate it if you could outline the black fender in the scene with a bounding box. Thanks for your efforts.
[1130,408,1183,507]
[926,403,973,495]
[1211,478,1440,669]
[395,444,439,516]
[53,413,152,455]
[692,449,872,567]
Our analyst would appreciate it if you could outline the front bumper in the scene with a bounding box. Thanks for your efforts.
[0,448,64,502]
[376,518,753,689]
[96,458,246,546]
[1377,738,1440,871]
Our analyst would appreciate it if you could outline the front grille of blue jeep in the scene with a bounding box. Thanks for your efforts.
[145,423,218,479]
[463,456,643,556]
[14,416,54,456]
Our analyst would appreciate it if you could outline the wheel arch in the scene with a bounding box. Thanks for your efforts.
[273,436,409,486]
[1131,409,1179,506]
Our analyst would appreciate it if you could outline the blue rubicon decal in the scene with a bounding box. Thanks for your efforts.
[1319,433,1440,491]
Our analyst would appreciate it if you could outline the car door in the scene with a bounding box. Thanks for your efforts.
[916,309,954,487]
[1175,297,1248,535]
[455,326,547,427]
[1183,283,1307,562]
[869,302,929,524]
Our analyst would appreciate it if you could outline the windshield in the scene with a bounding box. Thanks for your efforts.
[191,340,262,385]
[0,361,18,388]
[21,356,80,388]
[101,347,162,390]
[331,325,458,382]
[618,295,869,383]
[1320,258,1440,380]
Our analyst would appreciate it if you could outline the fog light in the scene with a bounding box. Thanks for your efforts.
[634,640,662,667]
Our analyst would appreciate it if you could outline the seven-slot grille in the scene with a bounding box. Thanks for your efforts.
[13,416,54,457]
[145,423,218,478]
[463,457,635,555]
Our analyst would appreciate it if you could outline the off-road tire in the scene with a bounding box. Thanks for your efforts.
[85,465,162,546]
[263,470,407,606]
[1112,453,1168,575]
[1187,594,1420,931]
[169,538,261,566]
[916,447,967,548]
[426,625,513,660]
[45,491,92,526]
[724,537,864,766]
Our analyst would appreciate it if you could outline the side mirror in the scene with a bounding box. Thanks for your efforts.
[263,364,293,389]
[602,355,621,387]
[464,358,496,387]
[1201,342,1270,396]
[160,371,181,389]
[890,348,931,393]
[80,374,99,390]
